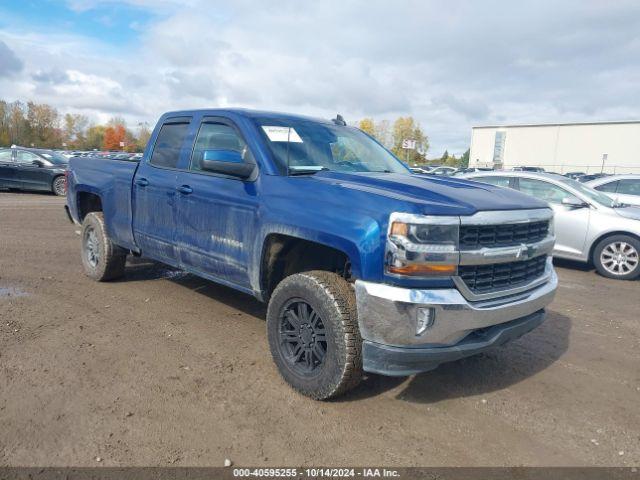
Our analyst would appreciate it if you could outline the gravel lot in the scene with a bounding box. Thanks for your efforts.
[0,192,639,467]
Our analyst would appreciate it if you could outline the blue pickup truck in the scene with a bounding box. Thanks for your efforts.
[66,109,558,399]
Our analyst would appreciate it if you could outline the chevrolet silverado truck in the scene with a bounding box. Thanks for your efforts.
[65,109,558,400]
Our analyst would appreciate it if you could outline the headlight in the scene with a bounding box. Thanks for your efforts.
[385,213,459,277]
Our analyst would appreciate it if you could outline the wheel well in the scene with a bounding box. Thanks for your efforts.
[260,234,352,299]
[588,231,640,263]
[77,192,103,221]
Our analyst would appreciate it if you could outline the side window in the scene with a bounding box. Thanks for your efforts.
[0,150,12,162]
[191,122,249,172]
[518,178,576,204]
[616,179,640,196]
[473,176,512,188]
[149,121,190,169]
[16,151,42,165]
[594,181,619,193]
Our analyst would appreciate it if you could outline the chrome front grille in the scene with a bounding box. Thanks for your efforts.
[459,220,549,249]
[458,255,548,294]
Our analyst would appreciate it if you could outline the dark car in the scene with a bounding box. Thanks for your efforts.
[564,171,586,179]
[513,166,545,172]
[0,147,68,196]
[577,173,610,183]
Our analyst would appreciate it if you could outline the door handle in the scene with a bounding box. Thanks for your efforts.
[177,185,193,195]
[135,178,149,187]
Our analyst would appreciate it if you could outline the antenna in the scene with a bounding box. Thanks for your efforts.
[332,114,346,126]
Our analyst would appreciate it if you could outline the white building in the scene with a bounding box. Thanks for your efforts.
[469,121,640,174]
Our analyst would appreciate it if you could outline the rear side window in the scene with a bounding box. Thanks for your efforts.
[0,150,12,162]
[150,120,190,169]
[594,181,618,193]
[617,179,640,195]
[472,176,512,188]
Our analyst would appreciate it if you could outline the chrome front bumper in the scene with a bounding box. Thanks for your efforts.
[355,258,557,349]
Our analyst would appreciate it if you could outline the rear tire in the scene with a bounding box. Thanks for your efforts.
[266,271,363,400]
[52,176,66,196]
[81,212,127,281]
[593,234,640,280]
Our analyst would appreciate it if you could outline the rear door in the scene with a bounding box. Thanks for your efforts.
[14,150,52,191]
[175,116,259,290]
[516,177,590,259]
[0,149,16,187]
[132,116,192,265]
[613,179,640,206]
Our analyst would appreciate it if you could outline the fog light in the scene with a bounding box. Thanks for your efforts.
[416,307,435,336]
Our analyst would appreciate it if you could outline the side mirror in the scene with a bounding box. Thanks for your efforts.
[200,149,255,179]
[32,159,45,167]
[562,197,589,209]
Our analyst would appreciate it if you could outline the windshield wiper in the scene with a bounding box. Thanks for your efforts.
[288,167,329,176]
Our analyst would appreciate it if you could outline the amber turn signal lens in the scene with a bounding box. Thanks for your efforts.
[388,264,456,276]
[390,222,408,236]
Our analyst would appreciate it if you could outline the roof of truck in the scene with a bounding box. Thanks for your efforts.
[161,108,338,125]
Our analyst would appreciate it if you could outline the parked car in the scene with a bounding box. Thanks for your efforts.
[66,108,558,399]
[462,171,640,280]
[0,147,68,196]
[454,167,493,175]
[585,175,640,207]
[564,171,586,180]
[429,166,458,176]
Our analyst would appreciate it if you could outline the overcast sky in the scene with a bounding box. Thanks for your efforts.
[1,0,639,156]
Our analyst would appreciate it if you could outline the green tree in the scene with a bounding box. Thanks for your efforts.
[459,148,470,168]
[84,125,106,150]
[63,113,89,148]
[136,122,152,151]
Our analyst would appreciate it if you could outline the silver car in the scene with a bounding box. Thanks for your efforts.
[461,171,640,280]
[584,174,640,207]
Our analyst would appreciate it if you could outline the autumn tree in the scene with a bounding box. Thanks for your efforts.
[358,118,375,136]
[391,116,428,165]
[103,124,127,151]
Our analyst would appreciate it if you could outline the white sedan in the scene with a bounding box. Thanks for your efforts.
[584,174,640,207]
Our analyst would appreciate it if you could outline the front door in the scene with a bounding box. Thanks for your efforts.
[15,150,53,191]
[175,117,259,290]
[132,117,192,266]
[517,177,590,259]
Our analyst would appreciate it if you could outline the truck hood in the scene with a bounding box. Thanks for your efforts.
[310,171,549,215]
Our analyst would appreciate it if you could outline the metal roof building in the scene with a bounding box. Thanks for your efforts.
[469,120,640,174]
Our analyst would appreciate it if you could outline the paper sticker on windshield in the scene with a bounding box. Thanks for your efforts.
[261,126,303,143]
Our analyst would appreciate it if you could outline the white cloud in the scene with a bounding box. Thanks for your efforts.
[1,0,640,155]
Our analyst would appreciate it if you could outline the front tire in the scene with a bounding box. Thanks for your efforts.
[266,271,363,400]
[593,235,640,280]
[81,212,127,281]
[52,176,66,196]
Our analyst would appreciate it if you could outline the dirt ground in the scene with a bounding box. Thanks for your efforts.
[0,192,639,467]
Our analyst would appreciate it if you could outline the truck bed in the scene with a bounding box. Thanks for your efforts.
[67,157,140,251]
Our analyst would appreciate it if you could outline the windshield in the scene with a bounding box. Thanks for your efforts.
[40,152,69,165]
[254,117,409,175]
[560,176,618,207]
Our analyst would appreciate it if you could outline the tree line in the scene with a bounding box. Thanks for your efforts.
[357,116,469,168]
[0,99,469,164]
[0,99,151,152]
